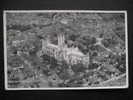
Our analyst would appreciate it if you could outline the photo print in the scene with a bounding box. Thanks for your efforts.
[3,10,128,90]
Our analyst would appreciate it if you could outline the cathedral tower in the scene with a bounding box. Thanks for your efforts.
[58,33,65,48]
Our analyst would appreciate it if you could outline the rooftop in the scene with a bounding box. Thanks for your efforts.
[66,47,84,56]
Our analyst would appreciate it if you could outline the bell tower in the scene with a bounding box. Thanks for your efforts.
[58,33,65,48]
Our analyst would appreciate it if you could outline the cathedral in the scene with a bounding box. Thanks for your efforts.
[40,33,90,66]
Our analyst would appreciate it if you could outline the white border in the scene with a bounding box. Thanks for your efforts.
[3,10,128,90]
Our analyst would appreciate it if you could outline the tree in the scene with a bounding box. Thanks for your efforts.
[71,63,86,73]
[88,63,99,70]
[7,55,24,68]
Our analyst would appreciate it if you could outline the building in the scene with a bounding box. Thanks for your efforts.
[40,33,89,66]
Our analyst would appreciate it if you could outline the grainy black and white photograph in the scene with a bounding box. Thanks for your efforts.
[4,10,128,90]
